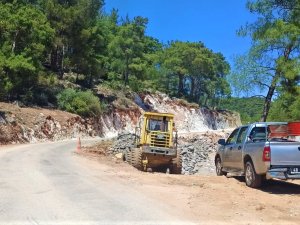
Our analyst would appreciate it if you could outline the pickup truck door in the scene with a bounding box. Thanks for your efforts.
[230,126,248,169]
[223,128,239,168]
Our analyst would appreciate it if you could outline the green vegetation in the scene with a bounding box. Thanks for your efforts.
[57,89,102,117]
[0,0,299,121]
[230,0,300,121]
[0,0,231,114]
[159,41,230,106]
[219,97,265,124]
[268,87,300,122]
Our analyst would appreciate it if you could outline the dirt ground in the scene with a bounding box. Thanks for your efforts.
[80,150,300,225]
[0,102,77,129]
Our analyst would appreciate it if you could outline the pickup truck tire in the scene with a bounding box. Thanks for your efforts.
[245,161,262,188]
[215,156,227,176]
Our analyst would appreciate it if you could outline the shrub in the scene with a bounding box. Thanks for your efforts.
[57,89,102,117]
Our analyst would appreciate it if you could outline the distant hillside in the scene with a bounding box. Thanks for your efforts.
[218,97,264,124]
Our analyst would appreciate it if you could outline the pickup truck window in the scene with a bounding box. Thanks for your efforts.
[237,126,248,144]
[249,127,266,142]
[226,128,239,144]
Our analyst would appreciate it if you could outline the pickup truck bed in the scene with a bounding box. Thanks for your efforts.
[215,122,300,188]
[270,141,300,166]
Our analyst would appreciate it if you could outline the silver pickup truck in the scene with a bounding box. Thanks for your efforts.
[215,122,300,188]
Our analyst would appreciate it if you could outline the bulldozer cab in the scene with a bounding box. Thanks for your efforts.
[138,112,175,148]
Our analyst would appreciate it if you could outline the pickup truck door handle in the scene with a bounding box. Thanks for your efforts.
[238,146,242,150]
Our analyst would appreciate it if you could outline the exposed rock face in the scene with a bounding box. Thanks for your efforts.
[93,92,241,138]
[138,92,241,132]
[0,92,240,145]
[99,109,141,138]
[0,104,100,144]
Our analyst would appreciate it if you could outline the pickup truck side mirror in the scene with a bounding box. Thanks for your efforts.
[218,139,226,145]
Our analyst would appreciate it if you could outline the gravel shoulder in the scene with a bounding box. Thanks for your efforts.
[82,150,300,225]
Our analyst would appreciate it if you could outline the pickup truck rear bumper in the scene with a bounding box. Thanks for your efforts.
[266,168,300,180]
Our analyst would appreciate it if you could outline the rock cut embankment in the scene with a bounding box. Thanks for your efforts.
[0,92,240,145]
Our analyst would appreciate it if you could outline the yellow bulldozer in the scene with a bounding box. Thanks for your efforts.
[125,112,182,174]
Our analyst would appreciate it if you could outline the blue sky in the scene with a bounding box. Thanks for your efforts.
[104,0,257,67]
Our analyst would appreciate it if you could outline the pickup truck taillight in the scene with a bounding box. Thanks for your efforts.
[263,146,271,162]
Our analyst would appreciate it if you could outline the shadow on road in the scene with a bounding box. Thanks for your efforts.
[260,180,300,195]
[230,176,300,195]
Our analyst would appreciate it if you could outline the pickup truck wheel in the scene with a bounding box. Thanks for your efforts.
[215,157,227,176]
[245,161,262,188]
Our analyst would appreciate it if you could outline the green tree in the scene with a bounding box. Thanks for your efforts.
[160,41,230,106]
[161,41,190,97]
[0,2,54,100]
[107,16,149,87]
[269,88,300,121]
[231,0,300,121]
[42,0,104,79]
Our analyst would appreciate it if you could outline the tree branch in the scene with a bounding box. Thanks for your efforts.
[253,80,271,88]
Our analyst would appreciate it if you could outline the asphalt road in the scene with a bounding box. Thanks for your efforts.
[0,140,193,225]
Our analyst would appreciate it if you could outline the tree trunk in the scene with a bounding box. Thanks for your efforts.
[88,67,93,88]
[177,73,184,97]
[260,45,292,122]
[50,47,58,72]
[50,45,64,79]
[124,55,129,86]
[190,76,195,101]
[11,31,19,53]
[260,73,279,122]
[59,45,64,79]
[260,86,275,122]
[203,95,208,106]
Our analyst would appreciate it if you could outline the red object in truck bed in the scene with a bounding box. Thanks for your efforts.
[268,124,288,138]
[288,122,300,136]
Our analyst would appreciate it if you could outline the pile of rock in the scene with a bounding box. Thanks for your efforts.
[107,130,230,175]
[178,132,225,175]
[108,132,137,155]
